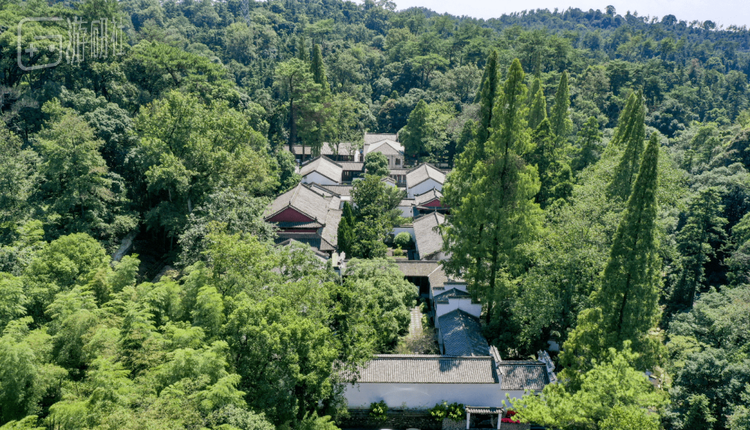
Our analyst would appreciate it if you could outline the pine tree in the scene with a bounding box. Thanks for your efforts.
[528,75,541,108]
[527,83,547,130]
[401,100,429,159]
[456,119,475,156]
[475,50,500,151]
[337,202,356,257]
[573,116,603,171]
[310,44,330,95]
[563,133,661,367]
[549,71,572,145]
[297,36,308,61]
[444,59,542,329]
[670,187,727,310]
[607,92,646,201]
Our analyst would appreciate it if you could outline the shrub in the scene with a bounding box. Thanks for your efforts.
[429,402,465,422]
[369,400,388,422]
[394,232,413,249]
[393,247,405,257]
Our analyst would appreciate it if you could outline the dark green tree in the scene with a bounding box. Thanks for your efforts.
[337,202,356,256]
[443,59,542,330]
[563,133,661,369]
[529,119,572,207]
[607,91,647,201]
[527,82,548,131]
[670,188,727,311]
[310,44,330,95]
[400,99,429,159]
[550,71,572,145]
[475,50,501,151]
[573,116,603,171]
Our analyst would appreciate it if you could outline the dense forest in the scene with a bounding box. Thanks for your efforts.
[2,0,750,428]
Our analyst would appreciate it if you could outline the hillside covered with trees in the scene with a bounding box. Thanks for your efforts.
[2,0,750,428]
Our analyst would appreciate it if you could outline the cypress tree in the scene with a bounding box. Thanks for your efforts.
[549,71,572,145]
[337,202,356,256]
[456,119,475,155]
[475,50,501,151]
[310,44,330,95]
[297,36,308,61]
[611,92,639,146]
[527,75,541,108]
[564,133,661,370]
[444,59,541,330]
[528,83,547,130]
[401,100,429,159]
[607,92,646,201]
[573,116,603,171]
[597,132,661,349]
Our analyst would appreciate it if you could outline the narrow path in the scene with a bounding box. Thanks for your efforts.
[409,306,422,336]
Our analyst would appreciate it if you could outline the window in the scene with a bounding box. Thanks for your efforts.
[395,158,401,166]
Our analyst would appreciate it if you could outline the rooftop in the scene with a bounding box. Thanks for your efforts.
[435,288,472,303]
[288,142,357,156]
[364,133,398,145]
[394,260,442,277]
[407,164,446,188]
[413,212,446,259]
[439,309,490,357]
[299,156,344,184]
[265,183,332,223]
[497,361,550,391]
[354,355,498,384]
[365,139,405,157]
[415,188,444,206]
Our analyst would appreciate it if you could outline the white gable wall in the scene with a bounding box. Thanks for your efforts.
[408,179,442,198]
[444,282,467,292]
[434,298,482,319]
[345,383,503,409]
[302,172,339,186]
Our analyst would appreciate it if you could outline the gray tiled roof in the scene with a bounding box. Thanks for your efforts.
[364,133,398,145]
[395,261,441,277]
[435,288,471,303]
[413,212,445,259]
[366,140,403,156]
[428,265,449,290]
[339,162,364,172]
[288,142,356,156]
[299,156,343,183]
[354,355,498,384]
[439,309,490,357]
[265,183,331,223]
[318,185,353,197]
[407,164,446,188]
[497,361,550,391]
[415,189,443,206]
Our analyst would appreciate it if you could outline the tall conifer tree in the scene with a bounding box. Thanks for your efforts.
[549,71,572,145]
[607,91,646,201]
[444,59,542,329]
[563,133,661,368]
[475,50,501,152]
[401,100,429,159]
[310,44,330,95]
[528,83,547,130]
